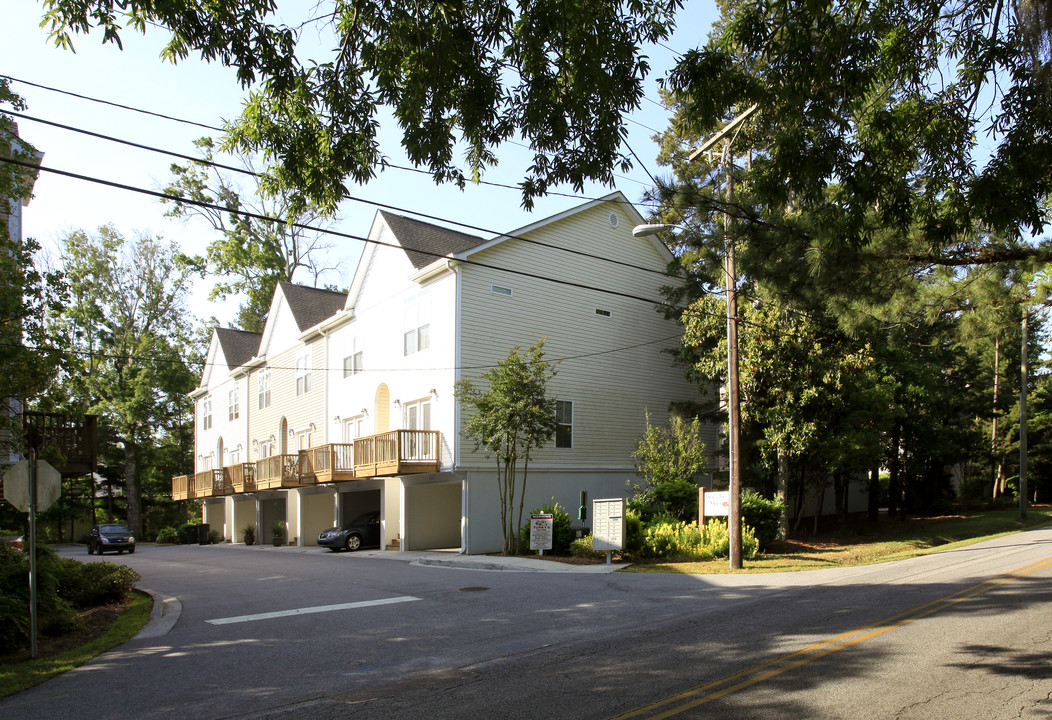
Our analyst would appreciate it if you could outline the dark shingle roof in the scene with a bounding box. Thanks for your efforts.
[214,327,262,370]
[278,282,347,332]
[380,211,487,269]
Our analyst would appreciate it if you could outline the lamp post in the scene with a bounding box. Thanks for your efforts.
[635,103,758,570]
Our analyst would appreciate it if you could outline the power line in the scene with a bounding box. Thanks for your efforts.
[3,74,667,206]
[8,110,674,279]
[0,332,687,374]
[1,74,224,132]
[1,156,710,316]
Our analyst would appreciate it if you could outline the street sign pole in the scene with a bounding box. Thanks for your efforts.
[28,446,38,659]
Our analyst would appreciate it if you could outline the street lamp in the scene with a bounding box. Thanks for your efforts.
[634,103,758,570]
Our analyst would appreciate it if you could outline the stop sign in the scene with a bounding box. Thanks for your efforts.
[3,459,62,512]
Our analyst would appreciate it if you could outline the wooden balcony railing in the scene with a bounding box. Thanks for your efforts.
[302,444,355,483]
[192,469,228,498]
[226,463,256,493]
[255,454,306,490]
[171,430,441,500]
[353,430,439,477]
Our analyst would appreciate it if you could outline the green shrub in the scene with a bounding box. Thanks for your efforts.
[740,491,785,549]
[518,499,574,554]
[0,543,81,653]
[625,510,644,555]
[569,535,606,559]
[54,558,140,609]
[156,526,180,544]
[957,475,988,509]
[178,523,201,544]
[209,530,222,544]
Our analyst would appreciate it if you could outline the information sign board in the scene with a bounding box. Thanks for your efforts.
[703,491,730,517]
[529,514,554,551]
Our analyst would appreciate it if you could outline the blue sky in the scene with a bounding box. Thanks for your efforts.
[3,2,719,326]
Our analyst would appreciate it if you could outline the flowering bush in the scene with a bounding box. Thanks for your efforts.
[641,518,759,560]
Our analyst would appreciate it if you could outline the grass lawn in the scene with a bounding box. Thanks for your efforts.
[0,589,153,700]
[620,506,1052,574]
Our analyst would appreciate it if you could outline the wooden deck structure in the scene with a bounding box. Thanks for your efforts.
[172,430,440,500]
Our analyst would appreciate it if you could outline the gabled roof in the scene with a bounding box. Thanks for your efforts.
[277,282,347,333]
[214,328,261,370]
[379,211,487,269]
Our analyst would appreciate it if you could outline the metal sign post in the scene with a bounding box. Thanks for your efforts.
[4,451,61,659]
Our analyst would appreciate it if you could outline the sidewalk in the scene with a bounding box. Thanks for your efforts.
[358,548,631,573]
[222,542,630,573]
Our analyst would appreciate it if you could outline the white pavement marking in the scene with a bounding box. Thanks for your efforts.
[206,595,421,625]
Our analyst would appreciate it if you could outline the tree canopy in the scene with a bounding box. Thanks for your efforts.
[666,0,1052,271]
[163,137,342,332]
[41,0,682,212]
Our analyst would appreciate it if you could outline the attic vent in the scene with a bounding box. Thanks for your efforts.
[491,285,513,297]
[608,212,619,228]
[595,308,612,318]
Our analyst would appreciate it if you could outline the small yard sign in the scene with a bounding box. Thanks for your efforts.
[529,513,554,552]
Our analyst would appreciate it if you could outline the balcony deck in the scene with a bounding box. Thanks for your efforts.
[172,430,441,499]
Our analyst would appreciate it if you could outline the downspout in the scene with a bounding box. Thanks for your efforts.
[454,261,467,554]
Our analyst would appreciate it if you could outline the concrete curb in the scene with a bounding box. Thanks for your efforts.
[134,587,182,639]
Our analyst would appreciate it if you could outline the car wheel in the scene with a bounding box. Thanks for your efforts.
[87,543,93,555]
[129,547,135,554]
[345,534,362,551]
[96,545,104,555]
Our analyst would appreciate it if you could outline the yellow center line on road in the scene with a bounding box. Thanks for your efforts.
[611,556,1052,720]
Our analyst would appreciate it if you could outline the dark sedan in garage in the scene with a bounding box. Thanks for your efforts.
[318,510,381,551]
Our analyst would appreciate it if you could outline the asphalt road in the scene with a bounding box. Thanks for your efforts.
[2,528,1050,720]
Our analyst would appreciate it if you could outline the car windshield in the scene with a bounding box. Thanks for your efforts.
[348,513,378,526]
[100,525,129,534]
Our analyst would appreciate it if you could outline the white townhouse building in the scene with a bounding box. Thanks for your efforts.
[173,191,717,553]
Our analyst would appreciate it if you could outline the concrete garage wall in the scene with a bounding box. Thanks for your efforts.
[403,480,461,550]
[298,489,336,546]
[286,490,300,544]
[202,500,227,540]
[383,478,400,549]
[230,497,257,543]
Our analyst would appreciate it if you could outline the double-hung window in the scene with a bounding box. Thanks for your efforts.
[228,387,239,421]
[403,289,431,356]
[202,397,213,431]
[296,349,312,395]
[555,400,573,448]
[258,369,271,410]
[343,350,363,377]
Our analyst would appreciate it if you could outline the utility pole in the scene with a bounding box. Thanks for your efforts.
[690,103,758,570]
[1019,308,1028,519]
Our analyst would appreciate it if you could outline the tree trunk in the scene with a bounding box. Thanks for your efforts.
[991,333,1001,499]
[833,471,848,526]
[777,449,789,540]
[812,480,826,536]
[867,466,880,522]
[125,439,143,537]
[889,423,901,519]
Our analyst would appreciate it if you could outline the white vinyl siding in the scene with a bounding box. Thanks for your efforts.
[456,201,716,467]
